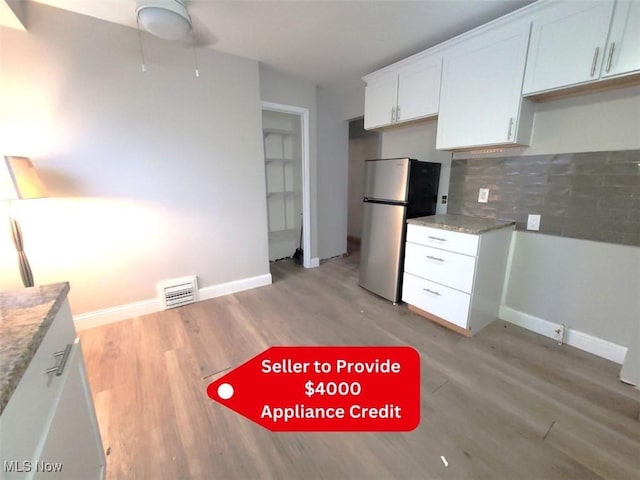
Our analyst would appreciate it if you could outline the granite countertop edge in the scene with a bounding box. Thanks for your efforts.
[0,282,71,416]
[407,214,516,235]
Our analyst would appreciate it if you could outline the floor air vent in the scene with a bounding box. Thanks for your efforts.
[157,276,199,310]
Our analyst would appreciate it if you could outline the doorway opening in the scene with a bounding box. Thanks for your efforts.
[347,117,380,257]
[261,102,311,269]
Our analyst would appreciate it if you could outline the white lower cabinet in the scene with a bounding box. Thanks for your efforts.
[0,299,105,480]
[402,223,514,336]
[34,339,105,480]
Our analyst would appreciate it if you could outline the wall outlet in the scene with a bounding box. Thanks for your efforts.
[478,188,489,203]
[527,214,541,231]
[554,324,566,345]
[441,195,448,204]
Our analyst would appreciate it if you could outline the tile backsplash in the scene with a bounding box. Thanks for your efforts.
[447,150,640,246]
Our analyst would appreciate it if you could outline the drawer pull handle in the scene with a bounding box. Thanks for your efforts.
[45,344,72,376]
[423,288,441,296]
[427,236,447,242]
[426,255,444,262]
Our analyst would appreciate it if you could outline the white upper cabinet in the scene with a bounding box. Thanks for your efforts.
[396,58,442,123]
[523,0,640,95]
[436,22,534,150]
[363,72,399,129]
[364,54,441,130]
[602,1,640,78]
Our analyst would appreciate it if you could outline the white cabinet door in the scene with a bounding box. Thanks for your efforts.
[34,339,105,480]
[602,1,640,78]
[523,1,615,94]
[396,56,441,123]
[436,24,532,150]
[363,72,398,129]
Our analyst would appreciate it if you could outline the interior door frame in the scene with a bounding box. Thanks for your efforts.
[261,101,312,269]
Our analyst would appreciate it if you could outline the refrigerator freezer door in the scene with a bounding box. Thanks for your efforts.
[363,158,410,202]
[359,202,407,302]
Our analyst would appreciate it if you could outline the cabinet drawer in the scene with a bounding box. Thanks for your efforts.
[402,273,471,328]
[404,242,476,293]
[406,224,479,256]
[0,300,77,467]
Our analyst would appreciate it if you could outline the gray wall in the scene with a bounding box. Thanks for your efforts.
[348,127,380,240]
[506,232,639,347]
[316,84,366,259]
[0,4,269,314]
[379,118,453,215]
[379,85,640,349]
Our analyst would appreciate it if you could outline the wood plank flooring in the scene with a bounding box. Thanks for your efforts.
[79,252,640,479]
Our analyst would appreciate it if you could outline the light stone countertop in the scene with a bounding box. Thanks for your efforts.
[407,214,515,235]
[0,282,70,415]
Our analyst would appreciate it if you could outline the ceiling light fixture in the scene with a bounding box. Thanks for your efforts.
[136,0,192,40]
[135,0,200,76]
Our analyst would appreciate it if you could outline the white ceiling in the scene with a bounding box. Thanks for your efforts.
[31,0,535,89]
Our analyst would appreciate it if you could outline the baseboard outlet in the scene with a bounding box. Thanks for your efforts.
[74,273,273,331]
[499,305,628,365]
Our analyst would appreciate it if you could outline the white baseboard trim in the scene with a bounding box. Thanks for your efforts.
[74,273,273,331]
[74,299,159,331]
[499,306,628,365]
[198,273,272,301]
[308,257,320,268]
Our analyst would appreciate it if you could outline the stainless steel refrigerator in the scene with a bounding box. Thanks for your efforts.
[359,158,441,303]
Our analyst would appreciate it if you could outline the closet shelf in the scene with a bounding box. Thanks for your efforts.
[263,128,293,136]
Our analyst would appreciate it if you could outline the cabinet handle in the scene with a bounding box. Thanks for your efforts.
[422,288,441,296]
[391,107,396,123]
[590,46,600,77]
[396,106,401,122]
[427,235,447,242]
[45,344,72,376]
[606,42,616,73]
[507,117,514,139]
[426,255,444,262]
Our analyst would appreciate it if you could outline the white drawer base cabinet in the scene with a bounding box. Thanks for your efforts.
[402,222,514,336]
[0,298,105,480]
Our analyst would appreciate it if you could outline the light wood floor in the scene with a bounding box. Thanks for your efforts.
[79,252,640,480]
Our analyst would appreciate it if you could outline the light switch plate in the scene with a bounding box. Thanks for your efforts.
[478,188,489,203]
[527,214,541,231]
